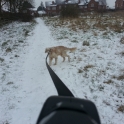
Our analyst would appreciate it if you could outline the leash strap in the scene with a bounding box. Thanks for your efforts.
[46,53,74,97]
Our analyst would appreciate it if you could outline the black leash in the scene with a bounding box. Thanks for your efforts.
[36,53,101,124]
[46,52,74,97]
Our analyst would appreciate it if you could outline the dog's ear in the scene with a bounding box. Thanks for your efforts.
[49,48,53,52]
[45,48,47,53]
[45,48,52,53]
[45,48,49,53]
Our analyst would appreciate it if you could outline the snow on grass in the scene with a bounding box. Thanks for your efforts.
[0,17,124,124]
[0,20,37,124]
[43,17,124,124]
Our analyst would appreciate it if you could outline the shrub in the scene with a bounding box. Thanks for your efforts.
[83,41,90,46]
[0,12,33,22]
[117,75,124,80]
[78,69,83,73]
[21,13,33,22]
[120,37,124,44]
[118,105,124,113]
[103,79,113,84]
[0,58,4,62]
[60,5,79,18]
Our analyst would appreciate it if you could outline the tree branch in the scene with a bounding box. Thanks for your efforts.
[1,1,7,6]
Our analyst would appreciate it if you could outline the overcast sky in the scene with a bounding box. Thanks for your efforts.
[34,0,115,8]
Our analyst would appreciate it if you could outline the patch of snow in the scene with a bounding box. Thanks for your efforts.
[0,16,124,124]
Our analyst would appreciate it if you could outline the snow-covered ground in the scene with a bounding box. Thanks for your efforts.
[0,17,124,124]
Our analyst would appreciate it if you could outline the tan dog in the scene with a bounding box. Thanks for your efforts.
[45,46,76,65]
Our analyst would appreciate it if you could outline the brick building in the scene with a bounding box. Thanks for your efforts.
[88,0,106,11]
[45,0,107,16]
[115,0,124,10]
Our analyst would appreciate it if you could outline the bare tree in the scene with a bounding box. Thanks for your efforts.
[0,0,7,14]
[5,0,34,13]
[98,0,107,16]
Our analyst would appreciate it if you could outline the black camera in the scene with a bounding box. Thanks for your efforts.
[36,96,101,124]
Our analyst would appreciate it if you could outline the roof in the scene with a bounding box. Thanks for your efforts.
[45,0,107,7]
[65,1,73,4]
[38,11,46,14]
[45,1,57,7]
[56,0,79,5]
[55,0,65,5]
[28,8,37,11]
[88,0,106,5]
[78,0,87,5]
[98,0,106,5]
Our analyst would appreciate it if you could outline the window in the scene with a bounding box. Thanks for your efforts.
[52,7,56,10]
[59,6,61,9]
[91,3,94,7]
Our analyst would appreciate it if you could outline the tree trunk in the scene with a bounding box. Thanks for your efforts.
[0,0,2,15]
[9,0,12,12]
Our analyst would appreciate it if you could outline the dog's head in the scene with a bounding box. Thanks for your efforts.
[45,48,52,53]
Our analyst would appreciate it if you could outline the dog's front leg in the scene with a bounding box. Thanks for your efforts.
[49,57,53,66]
[54,57,58,65]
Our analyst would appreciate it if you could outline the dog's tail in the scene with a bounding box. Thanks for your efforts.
[68,47,77,53]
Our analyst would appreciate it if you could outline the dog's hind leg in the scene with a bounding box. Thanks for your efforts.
[62,56,65,62]
[67,55,70,62]
[62,52,70,62]
[65,54,70,62]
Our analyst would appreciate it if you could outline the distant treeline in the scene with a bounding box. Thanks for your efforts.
[0,0,34,14]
